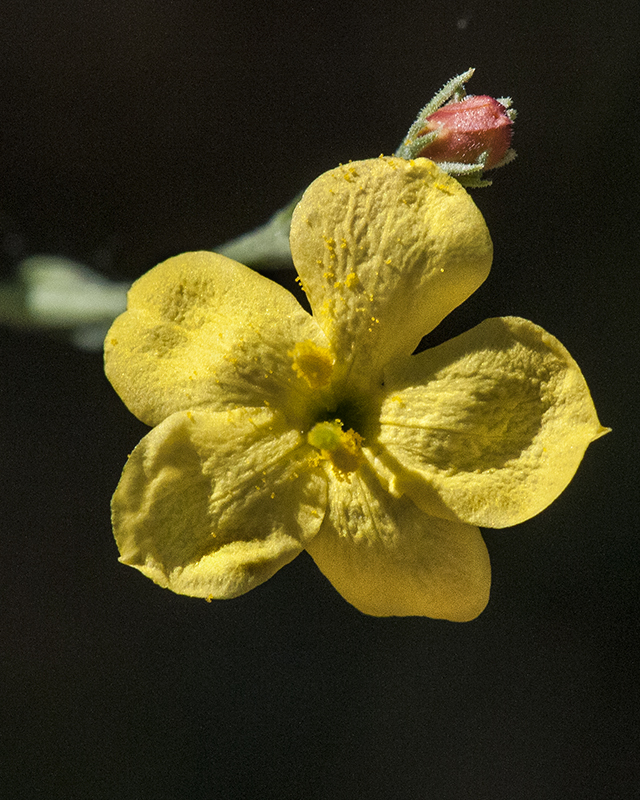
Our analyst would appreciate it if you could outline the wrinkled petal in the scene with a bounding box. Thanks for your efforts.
[290,157,492,388]
[112,406,327,599]
[105,251,329,427]
[377,316,608,528]
[305,460,490,620]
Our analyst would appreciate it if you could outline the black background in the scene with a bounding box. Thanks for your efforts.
[2,2,638,798]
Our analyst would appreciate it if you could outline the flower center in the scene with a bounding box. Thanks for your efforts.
[308,420,364,481]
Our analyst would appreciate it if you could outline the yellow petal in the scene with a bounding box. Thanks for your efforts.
[305,461,490,620]
[378,316,608,528]
[290,157,492,388]
[105,251,329,427]
[112,407,327,599]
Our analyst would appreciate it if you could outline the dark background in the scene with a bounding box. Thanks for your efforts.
[2,1,638,798]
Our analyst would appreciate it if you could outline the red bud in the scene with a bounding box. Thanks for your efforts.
[417,95,513,169]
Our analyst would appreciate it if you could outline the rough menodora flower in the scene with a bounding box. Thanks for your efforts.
[105,157,605,621]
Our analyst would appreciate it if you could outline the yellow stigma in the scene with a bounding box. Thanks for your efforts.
[308,420,364,480]
[289,340,335,389]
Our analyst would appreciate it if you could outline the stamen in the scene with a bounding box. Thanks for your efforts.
[308,420,364,481]
[289,340,335,389]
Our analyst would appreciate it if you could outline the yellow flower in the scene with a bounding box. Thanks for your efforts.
[105,157,606,621]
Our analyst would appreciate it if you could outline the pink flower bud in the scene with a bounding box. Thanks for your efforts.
[417,95,513,169]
